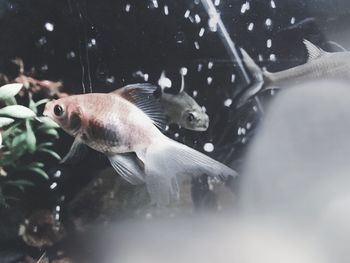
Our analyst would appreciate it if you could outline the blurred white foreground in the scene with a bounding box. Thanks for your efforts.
[103,80,350,263]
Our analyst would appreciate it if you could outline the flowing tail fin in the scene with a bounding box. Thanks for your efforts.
[142,138,238,205]
[235,48,266,109]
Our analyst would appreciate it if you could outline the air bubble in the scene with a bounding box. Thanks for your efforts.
[207,76,213,85]
[203,143,214,152]
[199,27,205,37]
[44,22,54,32]
[194,14,201,24]
[125,4,131,12]
[164,5,169,15]
[248,22,254,31]
[224,98,232,107]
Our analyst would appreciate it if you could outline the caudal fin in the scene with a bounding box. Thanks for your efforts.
[142,138,238,205]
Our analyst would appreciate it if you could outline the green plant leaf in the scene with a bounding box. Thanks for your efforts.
[37,116,59,128]
[29,99,37,114]
[0,117,15,128]
[27,167,49,179]
[0,83,23,100]
[5,180,34,192]
[25,120,36,153]
[0,105,36,119]
[37,142,54,149]
[27,162,45,168]
[39,127,59,138]
[34,99,49,107]
[37,148,61,161]
[3,97,17,106]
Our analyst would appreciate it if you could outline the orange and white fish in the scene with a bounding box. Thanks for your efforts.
[43,84,238,205]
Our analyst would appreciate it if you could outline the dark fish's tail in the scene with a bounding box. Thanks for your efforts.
[143,137,238,205]
[234,48,269,109]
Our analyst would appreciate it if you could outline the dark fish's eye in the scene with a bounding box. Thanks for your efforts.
[54,105,64,117]
[187,113,195,122]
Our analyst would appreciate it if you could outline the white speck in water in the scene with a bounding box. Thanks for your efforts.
[143,73,149,82]
[194,14,201,24]
[41,64,48,71]
[214,0,220,6]
[106,76,115,84]
[231,74,236,82]
[241,127,246,135]
[207,76,213,85]
[241,137,247,144]
[199,27,205,37]
[38,36,47,46]
[194,41,200,50]
[188,16,194,23]
[50,182,57,190]
[33,226,38,233]
[208,15,219,32]
[54,170,61,178]
[201,106,207,113]
[197,63,203,72]
[180,67,188,76]
[270,0,276,9]
[290,16,296,24]
[269,53,276,61]
[66,51,76,59]
[240,1,250,14]
[56,205,61,212]
[248,22,254,31]
[125,4,131,12]
[152,0,158,8]
[265,18,272,27]
[246,122,252,129]
[208,61,213,69]
[158,74,172,88]
[238,127,242,135]
[91,38,96,45]
[164,5,169,15]
[258,54,263,62]
[174,133,179,138]
[193,90,198,97]
[44,22,54,32]
[204,143,214,152]
[55,213,60,221]
[224,98,232,107]
[165,125,169,131]
[253,105,258,112]
[184,10,190,18]
[271,89,275,96]
[267,39,272,48]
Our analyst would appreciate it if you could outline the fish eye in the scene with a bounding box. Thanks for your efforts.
[187,113,195,122]
[54,104,64,117]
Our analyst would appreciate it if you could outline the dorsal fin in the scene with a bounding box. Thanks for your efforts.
[112,83,166,130]
[303,39,326,62]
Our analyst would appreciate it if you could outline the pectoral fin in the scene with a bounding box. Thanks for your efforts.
[61,138,88,164]
[108,152,145,185]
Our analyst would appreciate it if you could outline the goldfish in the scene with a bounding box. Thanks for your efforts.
[236,40,350,108]
[158,71,209,131]
[43,83,237,205]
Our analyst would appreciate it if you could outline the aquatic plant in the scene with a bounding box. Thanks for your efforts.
[0,83,61,207]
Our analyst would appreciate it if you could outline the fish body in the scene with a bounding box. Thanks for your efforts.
[158,71,209,131]
[44,83,237,205]
[236,40,350,108]
[161,91,209,131]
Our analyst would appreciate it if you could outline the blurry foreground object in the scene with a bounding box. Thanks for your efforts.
[240,80,350,263]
